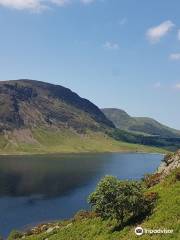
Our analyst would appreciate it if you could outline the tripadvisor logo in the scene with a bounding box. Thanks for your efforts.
[135,227,144,236]
[135,226,174,236]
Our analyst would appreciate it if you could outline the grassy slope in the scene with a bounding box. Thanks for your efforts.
[21,168,180,240]
[0,128,167,155]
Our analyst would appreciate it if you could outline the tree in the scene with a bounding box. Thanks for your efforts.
[88,176,155,227]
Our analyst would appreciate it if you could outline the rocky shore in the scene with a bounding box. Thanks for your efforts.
[157,150,180,179]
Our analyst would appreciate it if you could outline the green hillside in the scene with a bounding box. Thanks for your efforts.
[0,127,165,155]
[10,165,180,240]
[102,108,180,138]
[0,79,115,154]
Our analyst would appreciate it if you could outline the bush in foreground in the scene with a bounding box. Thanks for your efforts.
[88,176,157,228]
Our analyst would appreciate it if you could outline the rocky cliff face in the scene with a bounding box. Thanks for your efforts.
[157,150,180,178]
[0,79,114,132]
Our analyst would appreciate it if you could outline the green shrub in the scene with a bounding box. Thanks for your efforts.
[138,191,158,218]
[8,230,23,240]
[88,176,155,228]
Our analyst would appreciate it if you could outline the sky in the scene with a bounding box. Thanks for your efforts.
[0,0,180,129]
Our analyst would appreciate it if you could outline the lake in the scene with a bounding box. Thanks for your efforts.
[0,153,163,237]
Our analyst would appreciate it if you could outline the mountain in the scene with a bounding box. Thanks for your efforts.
[0,80,114,132]
[0,79,125,154]
[0,79,161,154]
[102,108,180,138]
[0,80,172,154]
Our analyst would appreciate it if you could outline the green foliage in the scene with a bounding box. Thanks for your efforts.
[8,230,23,240]
[88,176,155,227]
[141,191,158,217]
[109,128,180,151]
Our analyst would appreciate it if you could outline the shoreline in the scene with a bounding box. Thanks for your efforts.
[0,149,166,157]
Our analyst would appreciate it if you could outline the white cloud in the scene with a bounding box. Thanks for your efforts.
[146,20,175,43]
[103,41,119,50]
[0,0,46,11]
[0,0,97,11]
[170,53,180,60]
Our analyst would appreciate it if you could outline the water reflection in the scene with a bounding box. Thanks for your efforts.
[0,154,109,198]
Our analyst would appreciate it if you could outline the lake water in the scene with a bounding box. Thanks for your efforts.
[0,153,163,237]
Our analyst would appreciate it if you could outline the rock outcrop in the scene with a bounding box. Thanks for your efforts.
[157,150,180,178]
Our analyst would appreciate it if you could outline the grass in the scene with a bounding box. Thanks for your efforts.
[16,168,180,240]
[0,128,167,155]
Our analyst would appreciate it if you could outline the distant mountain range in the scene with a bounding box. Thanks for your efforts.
[0,79,179,154]
[102,108,180,138]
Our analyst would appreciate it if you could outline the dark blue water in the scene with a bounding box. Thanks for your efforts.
[0,153,163,237]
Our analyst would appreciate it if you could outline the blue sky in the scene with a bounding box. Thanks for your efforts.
[0,0,180,129]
